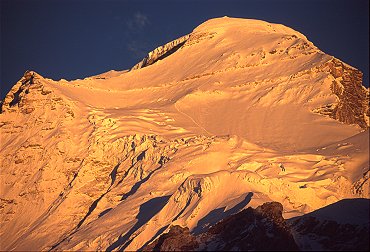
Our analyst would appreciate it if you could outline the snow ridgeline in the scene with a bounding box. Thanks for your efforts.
[131,34,190,70]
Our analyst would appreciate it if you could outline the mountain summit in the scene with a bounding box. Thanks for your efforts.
[1,17,369,251]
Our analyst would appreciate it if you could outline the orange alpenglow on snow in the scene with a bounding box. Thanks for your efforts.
[0,17,369,251]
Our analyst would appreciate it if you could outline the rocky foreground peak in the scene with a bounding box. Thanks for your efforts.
[143,200,369,251]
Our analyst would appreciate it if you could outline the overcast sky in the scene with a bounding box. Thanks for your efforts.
[1,0,369,99]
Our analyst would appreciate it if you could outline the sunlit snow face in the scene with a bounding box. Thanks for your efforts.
[0,16,368,252]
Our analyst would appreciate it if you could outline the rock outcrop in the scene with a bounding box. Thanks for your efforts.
[289,199,369,251]
[144,200,370,251]
[143,202,299,251]
[131,34,190,70]
[313,58,369,129]
[143,226,198,251]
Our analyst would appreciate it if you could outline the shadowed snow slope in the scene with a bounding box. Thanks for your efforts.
[0,17,369,251]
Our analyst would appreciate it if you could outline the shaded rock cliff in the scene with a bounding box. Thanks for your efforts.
[144,200,369,251]
[143,202,299,251]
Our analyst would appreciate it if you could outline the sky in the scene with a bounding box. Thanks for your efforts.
[1,0,369,99]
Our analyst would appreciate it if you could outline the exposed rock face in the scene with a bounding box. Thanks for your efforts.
[0,71,68,116]
[1,70,37,113]
[255,201,285,224]
[289,199,370,251]
[329,59,369,128]
[131,31,217,71]
[292,217,369,251]
[314,58,369,129]
[131,34,190,70]
[143,202,299,251]
[204,202,298,251]
[143,226,198,251]
[144,200,370,251]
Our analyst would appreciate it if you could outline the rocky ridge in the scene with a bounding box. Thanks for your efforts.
[143,200,369,251]
[131,34,190,70]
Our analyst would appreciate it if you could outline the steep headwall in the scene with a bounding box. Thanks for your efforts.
[328,59,369,128]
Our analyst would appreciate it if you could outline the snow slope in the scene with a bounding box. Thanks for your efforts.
[0,17,369,251]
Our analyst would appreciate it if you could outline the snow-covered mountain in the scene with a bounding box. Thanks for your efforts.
[0,17,369,251]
